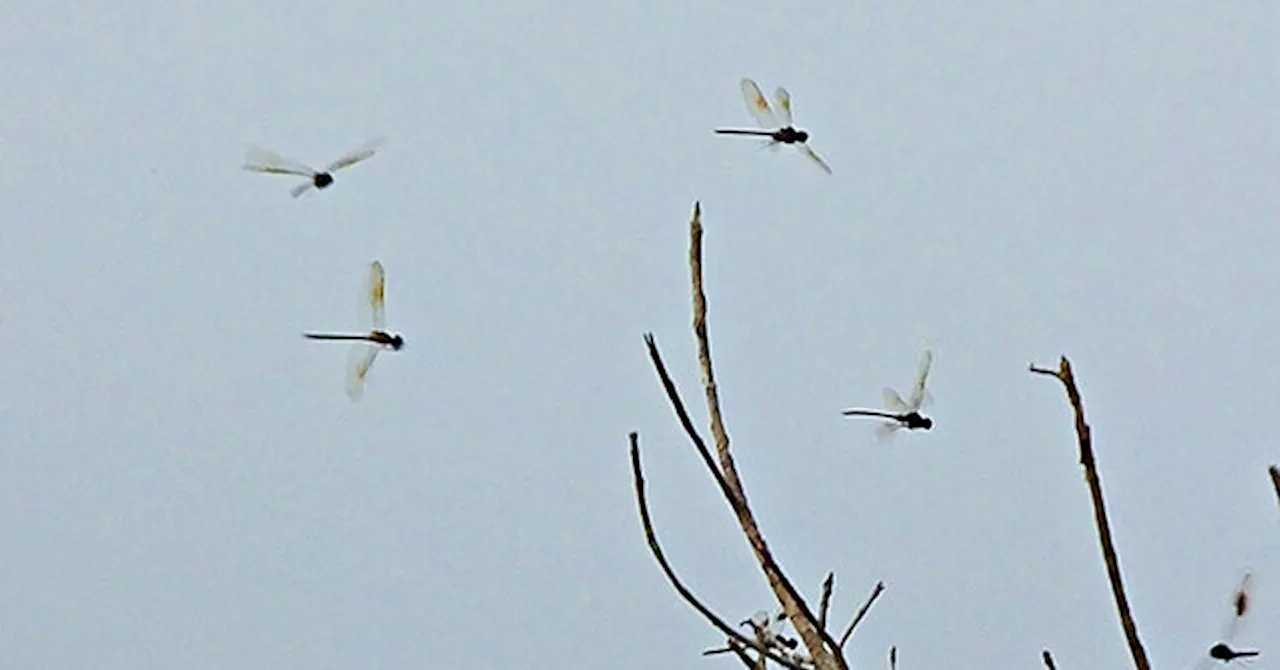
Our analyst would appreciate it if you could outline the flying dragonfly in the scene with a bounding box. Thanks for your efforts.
[843,349,933,440]
[715,78,832,175]
[304,260,404,401]
[243,138,383,197]
[1195,572,1260,669]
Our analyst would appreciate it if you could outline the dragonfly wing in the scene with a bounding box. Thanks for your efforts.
[1222,572,1253,642]
[243,146,316,177]
[798,144,833,175]
[364,260,387,331]
[345,343,380,401]
[907,349,933,411]
[875,421,902,443]
[326,137,384,172]
[290,181,315,198]
[774,86,794,127]
[883,388,909,413]
[739,78,779,129]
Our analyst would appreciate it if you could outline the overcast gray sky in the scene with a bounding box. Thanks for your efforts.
[2,1,1278,669]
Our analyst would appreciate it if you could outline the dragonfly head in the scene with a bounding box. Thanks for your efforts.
[794,129,809,143]
[389,334,405,350]
[314,172,334,188]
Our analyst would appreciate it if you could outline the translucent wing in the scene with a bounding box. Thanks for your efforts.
[774,87,794,127]
[242,146,317,177]
[875,421,902,443]
[326,137,384,172]
[883,388,909,413]
[798,144,833,175]
[345,343,380,402]
[290,181,315,198]
[365,260,387,331]
[907,349,933,411]
[739,78,779,129]
[1222,572,1253,642]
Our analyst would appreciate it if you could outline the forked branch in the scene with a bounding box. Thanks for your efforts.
[636,202,849,670]
[1029,357,1150,670]
[629,432,811,670]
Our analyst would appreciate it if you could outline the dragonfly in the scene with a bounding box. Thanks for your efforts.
[243,138,383,197]
[304,260,404,401]
[715,78,832,175]
[843,349,934,440]
[1195,571,1260,668]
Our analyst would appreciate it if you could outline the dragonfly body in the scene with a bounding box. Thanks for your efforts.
[1209,644,1259,662]
[715,78,831,174]
[304,330,404,350]
[841,408,932,431]
[714,127,811,145]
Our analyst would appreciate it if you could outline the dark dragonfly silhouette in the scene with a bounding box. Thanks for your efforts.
[1195,571,1260,668]
[304,260,403,401]
[243,138,383,197]
[843,349,933,440]
[715,78,832,175]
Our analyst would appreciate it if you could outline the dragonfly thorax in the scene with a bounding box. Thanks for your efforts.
[901,412,933,430]
[774,127,809,144]
[313,172,334,188]
[369,330,404,350]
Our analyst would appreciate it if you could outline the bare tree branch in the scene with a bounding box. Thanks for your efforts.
[818,573,835,630]
[1269,465,1280,511]
[629,432,810,670]
[685,202,847,670]
[1030,357,1150,670]
[838,581,885,648]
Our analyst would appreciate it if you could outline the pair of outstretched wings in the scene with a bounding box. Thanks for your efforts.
[735,78,832,175]
[884,348,933,414]
[242,138,384,197]
[345,261,388,401]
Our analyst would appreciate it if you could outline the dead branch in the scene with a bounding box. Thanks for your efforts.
[685,202,847,670]
[629,432,810,670]
[838,581,885,648]
[1030,357,1150,670]
[1042,649,1058,670]
[818,573,835,630]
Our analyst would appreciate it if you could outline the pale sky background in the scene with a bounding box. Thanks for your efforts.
[1,1,1278,669]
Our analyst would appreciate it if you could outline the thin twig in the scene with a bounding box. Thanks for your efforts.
[818,573,835,630]
[1042,649,1058,670]
[1030,357,1150,670]
[888,646,896,670]
[629,433,809,670]
[838,581,885,648]
[686,202,847,670]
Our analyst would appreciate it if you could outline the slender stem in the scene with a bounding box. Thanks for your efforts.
[628,433,809,670]
[1030,358,1150,670]
[1042,650,1058,670]
[838,581,885,648]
